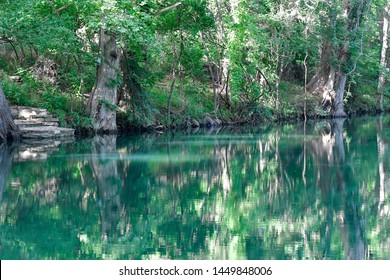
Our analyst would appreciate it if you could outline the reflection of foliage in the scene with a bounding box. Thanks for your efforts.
[1,117,390,259]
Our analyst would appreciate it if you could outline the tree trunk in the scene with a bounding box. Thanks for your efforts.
[333,73,348,118]
[0,83,20,142]
[377,6,389,112]
[307,0,369,117]
[306,43,336,112]
[167,40,177,127]
[167,9,184,127]
[201,32,219,118]
[209,0,231,108]
[89,28,121,133]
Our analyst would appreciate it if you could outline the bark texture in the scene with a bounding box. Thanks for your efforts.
[377,6,389,111]
[90,28,121,133]
[333,73,348,117]
[0,83,20,142]
[306,43,338,113]
[307,0,369,118]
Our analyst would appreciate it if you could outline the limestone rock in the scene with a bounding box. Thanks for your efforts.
[11,106,73,139]
[20,126,75,139]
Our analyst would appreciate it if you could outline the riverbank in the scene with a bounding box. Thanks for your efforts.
[10,97,389,138]
[1,71,387,138]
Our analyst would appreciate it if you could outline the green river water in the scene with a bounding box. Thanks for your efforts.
[0,116,389,260]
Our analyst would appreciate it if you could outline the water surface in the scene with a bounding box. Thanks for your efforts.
[1,117,390,259]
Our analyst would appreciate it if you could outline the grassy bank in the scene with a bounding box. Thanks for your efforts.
[1,70,91,131]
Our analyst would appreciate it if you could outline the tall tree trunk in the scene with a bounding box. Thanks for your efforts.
[377,6,389,112]
[334,73,348,117]
[304,52,308,121]
[0,83,20,142]
[89,28,121,133]
[210,0,231,108]
[167,10,183,127]
[306,42,337,112]
[201,32,219,118]
[307,0,369,117]
[167,40,177,127]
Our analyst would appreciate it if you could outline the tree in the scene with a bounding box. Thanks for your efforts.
[0,83,20,142]
[307,0,371,117]
[377,6,389,111]
[153,0,214,125]
[89,28,121,133]
[0,0,387,128]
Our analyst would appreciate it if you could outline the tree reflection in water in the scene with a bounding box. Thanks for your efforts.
[308,119,365,259]
[90,135,121,241]
[0,143,15,208]
[0,118,389,260]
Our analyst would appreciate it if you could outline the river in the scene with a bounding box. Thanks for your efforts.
[0,116,389,259]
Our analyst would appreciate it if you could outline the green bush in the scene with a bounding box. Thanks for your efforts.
[0,70,91,128]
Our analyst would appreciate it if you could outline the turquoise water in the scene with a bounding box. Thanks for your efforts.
[1,117,389,259]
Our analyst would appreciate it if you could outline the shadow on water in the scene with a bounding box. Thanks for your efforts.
[0,117,390,260]
[306,119,366,259]
[0,143,16,207]
[90,135,121,240]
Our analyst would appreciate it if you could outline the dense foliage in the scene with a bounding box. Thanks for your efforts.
[0,0,389,130]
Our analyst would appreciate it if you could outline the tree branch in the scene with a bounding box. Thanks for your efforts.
[155,2,182,16]
[256,67,272,93]
[48,1,72,15]
[55,4,72,14]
